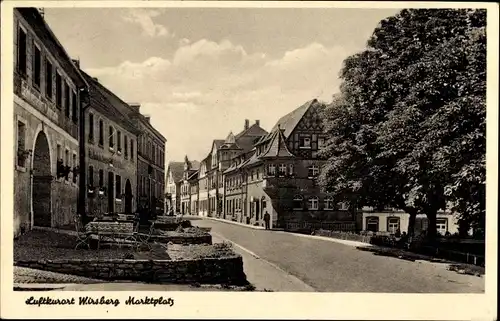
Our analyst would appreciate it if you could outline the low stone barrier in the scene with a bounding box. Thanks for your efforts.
[15,255,247,285]
[150,234,212,245]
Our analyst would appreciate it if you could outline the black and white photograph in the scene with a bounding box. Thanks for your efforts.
[1,1,497,320]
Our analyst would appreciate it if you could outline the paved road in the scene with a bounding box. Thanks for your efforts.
[192,219,484,293]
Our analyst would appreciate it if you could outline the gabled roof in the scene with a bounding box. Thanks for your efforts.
[81,71,139,135]
[190,160,200,170]
[257,99,318,145]
[260,126,295,159]
[235,123,268,139]
[213,139,225,150]
[167,162,184,183]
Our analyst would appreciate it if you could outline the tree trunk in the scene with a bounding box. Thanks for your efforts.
[426,210,438,240]
[458,220,470,238]
[407,209,417,237]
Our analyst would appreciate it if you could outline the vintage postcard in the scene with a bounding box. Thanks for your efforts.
[1,1,498,319]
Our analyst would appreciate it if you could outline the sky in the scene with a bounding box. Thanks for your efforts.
[43,7,399,164]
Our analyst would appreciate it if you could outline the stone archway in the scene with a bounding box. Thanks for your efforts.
[124,179,133,214]
[32,131,52,227]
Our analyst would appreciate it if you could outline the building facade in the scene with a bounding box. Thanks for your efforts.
[130,107,167,217]
[14,8,87,236]
[226,100,351,229]
[179,156,199,215]
[165,162,184,215]
[80,73,139,217]
[197,155,211,217]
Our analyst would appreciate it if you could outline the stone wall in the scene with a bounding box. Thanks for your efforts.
[15,256,247,285]
[151,234,212,245]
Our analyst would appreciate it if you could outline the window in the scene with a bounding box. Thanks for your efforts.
[436,219,448,236]
[288,164,294,176]
[318,137,325,149]
[17,26,27,75]
[17,121,26,167]
[300,137,311,148]
[33,45,41,88]
[56,73,62,108]
[72,91,78,123]
[117,131,122,152]
[130,139,134,160]
[293,195,303,210]
[88,113,94,142]
[109,126,114,148]
[98,169,104,188]
[45,60,53,99]
[115,175,122,199]
[124,135,128,158]
[308,196,319,210]
[72,154,77,183]
[308,165,319,178]
[65,150,70,180]
[387,217,400,234]
[338,202,349,210]
[268,164,276,176]
[278,164,287,176]
[64,83,70,118]
[98,120,104,146]
[57,144,62,162]
[324,196,334,210]
[88,166,94,186]
[366,217,379,232]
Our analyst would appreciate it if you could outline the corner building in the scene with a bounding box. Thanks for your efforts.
[13,8,87,236]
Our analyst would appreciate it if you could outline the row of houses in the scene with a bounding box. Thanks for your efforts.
[166,99,457,234]
[166,100,460,234]
[13,8,166,237]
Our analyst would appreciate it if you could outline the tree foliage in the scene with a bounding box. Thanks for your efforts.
[319,9,486,238]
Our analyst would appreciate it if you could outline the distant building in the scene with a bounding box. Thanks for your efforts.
[127,106,167,216]
[223,99,352,228]
[179,156,199,215]
[165,162,184,215]
[13,8,87,236]
[79,72,139,217]
[197,155,211,217]
[361,207,459,236]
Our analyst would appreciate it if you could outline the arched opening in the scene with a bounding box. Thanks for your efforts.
[32,131,52,227]
[124,179,133,214]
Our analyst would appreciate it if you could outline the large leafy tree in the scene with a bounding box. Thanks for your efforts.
[319,9,486,238]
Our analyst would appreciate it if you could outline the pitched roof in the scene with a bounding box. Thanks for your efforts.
[213,139,225,150]
[188,170,199,181]
[167,162,184,182]
[260,127,295,159]
[81,71,139,135]
[190,160,200,170]
[257,99,318,145]
[235,123,268,139]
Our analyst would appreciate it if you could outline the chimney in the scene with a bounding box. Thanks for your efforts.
[255,120,260,126]
[129,103,141,111]
[92,77,98,82]
[72,59,80,68]
[244,119,249,130]
[145,116,151,123]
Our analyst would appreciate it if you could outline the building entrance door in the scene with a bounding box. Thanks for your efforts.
[108,172,114,213]
[32,131,52,227]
